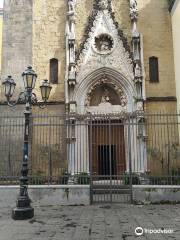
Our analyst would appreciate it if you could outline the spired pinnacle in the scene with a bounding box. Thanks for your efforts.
[98,0,111,11]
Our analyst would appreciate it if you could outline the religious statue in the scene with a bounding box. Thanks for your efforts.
[68,0,75,13]
[67,0,76,35]
[100,40,110,51]
[135,63,141,79]
[100,89,110,104]
[130,0,138,20]
[95,34,114,52]
[120,95,128,107]
[98,0,108,10]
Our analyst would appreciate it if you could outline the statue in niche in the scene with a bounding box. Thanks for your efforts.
[68,0,75,13]
[98,0,108,10]
[120,94,127,107]
[95,34,114,53]
[135,63,141,79]
[67,0,76,35]
[130,0,138,20]
[100,89,110,104]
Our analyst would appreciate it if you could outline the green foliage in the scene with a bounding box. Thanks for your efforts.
[31,170,46,185]
[75,172,90,185]
[123,173,140,185]
[59,171,69,185]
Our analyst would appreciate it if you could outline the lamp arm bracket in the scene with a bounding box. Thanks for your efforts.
[7,91,25,107]
[31,93,46,109]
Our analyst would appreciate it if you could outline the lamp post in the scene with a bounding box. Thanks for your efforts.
[2,66,52,220]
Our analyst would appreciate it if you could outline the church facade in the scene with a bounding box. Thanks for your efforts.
[0,0,177,114]
[0,0,179,182]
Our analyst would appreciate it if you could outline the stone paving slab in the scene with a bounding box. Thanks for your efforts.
[0,204,179,240]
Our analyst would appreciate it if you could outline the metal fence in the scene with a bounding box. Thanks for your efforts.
[0,112,180,187]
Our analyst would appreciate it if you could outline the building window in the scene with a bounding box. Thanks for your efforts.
[149,57,159,83]
[50,58,58,84]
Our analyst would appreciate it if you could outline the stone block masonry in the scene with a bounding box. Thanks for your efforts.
[1,0,33,100]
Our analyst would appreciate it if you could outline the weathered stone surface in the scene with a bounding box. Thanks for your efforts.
[1,0,33,99]
[138,0,176,101]
[0,203,180,240]
[32,0,66,102]
[133,185,180,204]
[0,185,90,208]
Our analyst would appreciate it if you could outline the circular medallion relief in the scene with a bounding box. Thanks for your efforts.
[94,34,114,54]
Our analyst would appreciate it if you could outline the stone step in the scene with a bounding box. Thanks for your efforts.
[92,184,131,189]
[92,188,131,194]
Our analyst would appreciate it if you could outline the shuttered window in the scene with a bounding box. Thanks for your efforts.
[50,58,58,84]
[149,57,159,83]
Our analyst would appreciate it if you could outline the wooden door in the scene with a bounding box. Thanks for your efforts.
[91,120,126,176]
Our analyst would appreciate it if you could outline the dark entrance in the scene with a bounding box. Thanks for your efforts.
[98,145,116,176]
[90,119,132,204]
[91,120,126,175]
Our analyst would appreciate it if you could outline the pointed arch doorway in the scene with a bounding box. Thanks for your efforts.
[70,68,137,203]
[85,82,132,203]
[86,82,127,177]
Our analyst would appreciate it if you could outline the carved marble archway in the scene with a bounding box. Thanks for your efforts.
[72,67,137,114]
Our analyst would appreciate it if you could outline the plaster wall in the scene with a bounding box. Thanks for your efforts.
[0,9,3,73]
[0,185,90,208]
[171,0,180,113]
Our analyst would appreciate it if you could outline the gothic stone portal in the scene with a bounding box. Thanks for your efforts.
[68,82,147,176]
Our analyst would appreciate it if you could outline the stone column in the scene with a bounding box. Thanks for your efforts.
[66,0,77,98]
[129,1,147,175]
[129,0,143,111]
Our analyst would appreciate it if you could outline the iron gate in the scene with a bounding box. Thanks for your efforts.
[89,118,133,204]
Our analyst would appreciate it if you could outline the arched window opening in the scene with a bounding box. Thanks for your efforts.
[149,56,159,83]
[50,58,58,84]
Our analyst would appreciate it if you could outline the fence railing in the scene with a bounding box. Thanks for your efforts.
[0,112,180,185]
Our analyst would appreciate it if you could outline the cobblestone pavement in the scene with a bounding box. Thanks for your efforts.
[0,204,180,240]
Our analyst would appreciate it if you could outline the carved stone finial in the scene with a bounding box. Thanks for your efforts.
[130,0,138,21]
[68,0,75,13]
[98,0,109,10]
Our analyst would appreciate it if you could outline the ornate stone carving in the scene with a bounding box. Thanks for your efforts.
[137,101,144,111]
[100,89,110,103]
[68,64,76,86]
[130,0,138,21]
[75,8,134,81]
[76,1,132,63]
[67,0,76,38]
[134,63,142,82]
[66,0,77,89]
[98,0,108,10]
[69,101,77,113]
[85,79,128,112]
[94,34,114,54]
[68,0,140,114]
[68,0,75,12]
[128,0,144,113]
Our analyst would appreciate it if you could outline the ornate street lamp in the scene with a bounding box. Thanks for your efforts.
[3,76,16,99]
[40,79,52,102]
[2,66,52,220]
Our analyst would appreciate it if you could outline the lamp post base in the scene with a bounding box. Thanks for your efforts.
[12,207,34,220]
